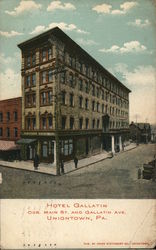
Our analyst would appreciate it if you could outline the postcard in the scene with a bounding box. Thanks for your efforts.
[0,0,156,249]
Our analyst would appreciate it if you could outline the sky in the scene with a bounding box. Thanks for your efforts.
[0,0,156,124]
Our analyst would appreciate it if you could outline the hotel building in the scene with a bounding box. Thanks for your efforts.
[18,27,131,165]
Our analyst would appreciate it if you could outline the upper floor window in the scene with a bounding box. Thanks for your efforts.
[6,127,10,137]
[69,74,74,87]
[102,77,106,87]
[92,101,95,111]
[42,71,47,84]
[85,81,89,93]
[40,70,53,85]
[32,117,36,130]
[0,112,3,122]
[14,127,18,138]
[42,50,46,62]
[69,55,72,66]
[79,79,83,91]
[85,118,89,129]
[106,92,109,102]
[105,105,108,113]
[77,62,82,72]
[48,116,53,129]
[32,73,36,86]
[79,118,83,129]
[48,48,52,60]
[61,91,66,105]
[26,75,31,87]
[84,65,89,76]
[97,102,100,112]
[0,127,3,137]
[7,112,10,122]
[48,91,53,104]
[79,62,83,72]
[97,119,100,129]
[41,47,53,63]
[40,114,52,130]
[102,104,104,113]
[32,54,36,66]
[70,117,74,129]
[32,93,36,106]
[79,96,83,108]
[85,98,89,110]
[102,90,104,100]
[48,70,53,82]
[61,116,66,129]
[25,93,36,107]
[25,74,36,88]
[27,56,31,67]
[69,93,74,107]
[14,111,18,122]
[26,95,30,107]
[40,91,52,106]
[92,119,95,129]
[60,72,65,84]
[42,117,46,129]
[92,85,95,96]
[26,117,31,130]
[97,87,100,98]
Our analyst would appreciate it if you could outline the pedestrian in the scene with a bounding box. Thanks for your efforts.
[74,156,78,168]
[34,153,39,170]
[138,168,142,179]
[60,159,64,174]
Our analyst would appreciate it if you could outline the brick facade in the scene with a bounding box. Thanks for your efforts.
[0,97,22,141]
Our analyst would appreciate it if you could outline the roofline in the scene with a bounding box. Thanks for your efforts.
[18,27,131,93]
[0,96,22,102]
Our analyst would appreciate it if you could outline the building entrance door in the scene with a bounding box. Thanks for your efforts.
[41,140,54,163]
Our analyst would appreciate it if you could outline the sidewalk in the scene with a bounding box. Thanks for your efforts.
[0,143,137,176]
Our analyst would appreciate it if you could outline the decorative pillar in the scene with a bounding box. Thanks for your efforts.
[37,140,41,156]
[35,51,40,130]
[53,140,56,165]
[119,135,122,151]
[111,135,115,153]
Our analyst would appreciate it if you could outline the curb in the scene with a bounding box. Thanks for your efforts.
[64,156,110,175]
[0,164,56,176]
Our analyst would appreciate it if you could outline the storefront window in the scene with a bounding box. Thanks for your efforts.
[43,142,48,157]
[64,141,68,156]
[61,139,73,156]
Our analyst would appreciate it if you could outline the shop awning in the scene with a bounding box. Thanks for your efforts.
[16,139,37,145]
[0,141,20,151]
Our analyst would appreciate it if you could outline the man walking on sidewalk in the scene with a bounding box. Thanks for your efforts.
[74,156,78,169]
[34,153,39,170]
[60,159,65,174]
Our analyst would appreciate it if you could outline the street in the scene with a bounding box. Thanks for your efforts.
[0,144,156,199]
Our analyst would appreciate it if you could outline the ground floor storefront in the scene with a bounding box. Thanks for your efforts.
[18,129,130,164]
[0,140,20,161]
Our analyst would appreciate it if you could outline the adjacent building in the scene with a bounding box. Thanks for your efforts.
[0,97,22,160]
[129,122,151,143]
[18,27,131,164]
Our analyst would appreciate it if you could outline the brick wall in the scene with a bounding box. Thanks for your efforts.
[0,97,22,141]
